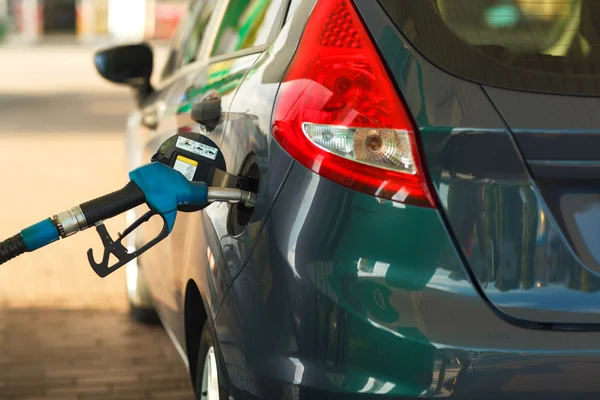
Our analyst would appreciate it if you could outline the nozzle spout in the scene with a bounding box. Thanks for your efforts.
[207,188,257,208]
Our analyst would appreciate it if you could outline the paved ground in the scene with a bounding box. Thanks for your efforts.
[0,309,193,400]
[0,41,194,398]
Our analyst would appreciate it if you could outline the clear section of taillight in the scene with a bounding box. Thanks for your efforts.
[302,123,417,175]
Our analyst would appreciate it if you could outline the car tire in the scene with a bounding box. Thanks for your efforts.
[195,322,230,400]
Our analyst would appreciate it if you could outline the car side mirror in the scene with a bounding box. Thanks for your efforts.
[94,43,154,106]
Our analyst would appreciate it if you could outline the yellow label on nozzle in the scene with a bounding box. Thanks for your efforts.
[176,155,199,166]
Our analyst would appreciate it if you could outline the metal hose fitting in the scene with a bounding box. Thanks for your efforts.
[52,206,88,238]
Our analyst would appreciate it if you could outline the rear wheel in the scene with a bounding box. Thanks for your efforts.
[195,322,230,400]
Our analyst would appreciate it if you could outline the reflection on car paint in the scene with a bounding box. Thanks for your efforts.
[359,2,600,324]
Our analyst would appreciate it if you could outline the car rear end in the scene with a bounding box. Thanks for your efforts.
[222,0,600,398]
[357,0,600,325]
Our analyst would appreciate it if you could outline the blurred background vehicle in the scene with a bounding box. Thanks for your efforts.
[0,0,186,44]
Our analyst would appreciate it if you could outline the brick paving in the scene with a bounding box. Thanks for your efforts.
[0,309,195,399]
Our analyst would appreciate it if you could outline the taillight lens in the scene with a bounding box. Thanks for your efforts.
[272,0,435,208]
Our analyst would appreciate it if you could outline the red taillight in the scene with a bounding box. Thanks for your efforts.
[272,0,435,208]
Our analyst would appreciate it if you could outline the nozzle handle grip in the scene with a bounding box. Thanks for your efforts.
[79,181,146,227]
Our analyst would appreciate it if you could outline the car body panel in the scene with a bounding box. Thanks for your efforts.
[216,157,445,398]
[170,0,313,352]
[131,0,305,356]
[192,6,316,314]
[138,54,255,348]
[215,157,600,398]
[172,53,265,319]
[359,0,600,326]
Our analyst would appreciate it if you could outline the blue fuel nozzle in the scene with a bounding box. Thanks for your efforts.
[0,132,257,277]
[129,162,208,233]
[85,162,210,277]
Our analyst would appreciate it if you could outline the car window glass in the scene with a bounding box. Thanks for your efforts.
[160,1,197,81]
[182,0,217,65]
[210,0,285,57]
[380,0,600,96]
[160,0,216,81]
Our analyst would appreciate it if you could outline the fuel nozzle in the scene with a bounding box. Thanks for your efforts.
[0,162,209,270]
[0,132,258,275]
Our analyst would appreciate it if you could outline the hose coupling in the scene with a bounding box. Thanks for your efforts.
[52,206,88,238]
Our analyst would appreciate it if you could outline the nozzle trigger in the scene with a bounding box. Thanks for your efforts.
[87,209,169,278]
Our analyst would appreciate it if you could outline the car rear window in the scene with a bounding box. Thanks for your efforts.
[379,0,600,96]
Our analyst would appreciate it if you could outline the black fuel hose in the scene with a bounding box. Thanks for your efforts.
[0,181,145,266]
[0,234,27,264]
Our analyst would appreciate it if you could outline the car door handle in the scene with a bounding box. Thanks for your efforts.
[191,95,222,132]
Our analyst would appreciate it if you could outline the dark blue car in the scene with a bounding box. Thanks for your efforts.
[96,0,600,398]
